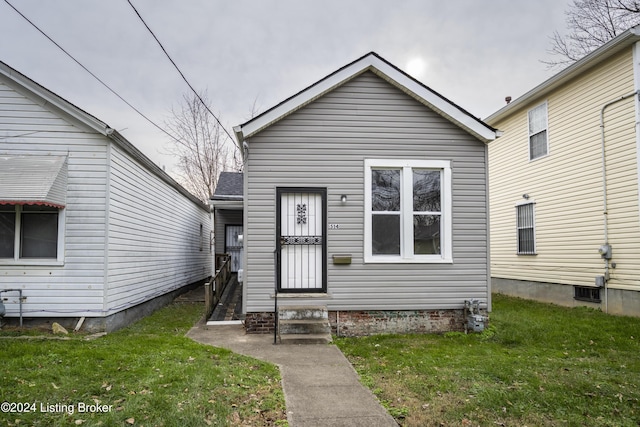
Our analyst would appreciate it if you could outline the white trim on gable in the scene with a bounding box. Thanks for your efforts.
[235,53,497,144]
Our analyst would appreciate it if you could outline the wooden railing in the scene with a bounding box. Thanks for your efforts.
[205,254,232,318]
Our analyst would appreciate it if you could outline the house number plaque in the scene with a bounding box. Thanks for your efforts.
[329,224,340,229]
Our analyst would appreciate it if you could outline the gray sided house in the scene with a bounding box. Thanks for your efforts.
[211,171,244,273]
[0,61,212,332]
[230,52,498,336]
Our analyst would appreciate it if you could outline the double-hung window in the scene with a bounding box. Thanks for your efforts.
[364,159,452,263]
[516,202,536,255]
[0,204,64,264]
[528,103,548,160]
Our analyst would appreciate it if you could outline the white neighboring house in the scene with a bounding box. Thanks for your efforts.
[0,61,212,331]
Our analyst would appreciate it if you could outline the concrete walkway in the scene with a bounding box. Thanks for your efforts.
[187,322,398,427]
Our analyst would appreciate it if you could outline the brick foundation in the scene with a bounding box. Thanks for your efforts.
[245,309,483,336]
[330,309,469,337]
[245,312,276,334]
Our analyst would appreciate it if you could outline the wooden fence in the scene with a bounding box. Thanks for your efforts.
[205,254,232,318]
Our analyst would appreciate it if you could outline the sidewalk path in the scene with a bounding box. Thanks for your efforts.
[187,323,398,427]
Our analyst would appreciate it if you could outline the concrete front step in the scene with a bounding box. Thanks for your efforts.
[278,305,328,321]
[279,318,332,335]
[279,332,333,345]
[277,305,332,345]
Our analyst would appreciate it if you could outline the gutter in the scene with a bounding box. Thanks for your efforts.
[598,90,640,312]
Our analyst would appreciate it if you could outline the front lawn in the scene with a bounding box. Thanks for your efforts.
[335,294,640,426]
[0,302,286,426]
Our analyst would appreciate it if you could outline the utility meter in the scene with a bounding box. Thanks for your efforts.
[598,244,612,260]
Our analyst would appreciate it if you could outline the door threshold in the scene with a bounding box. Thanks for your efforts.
[271,293,332,298]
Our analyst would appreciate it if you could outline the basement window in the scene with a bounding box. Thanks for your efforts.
[574,286,601,303]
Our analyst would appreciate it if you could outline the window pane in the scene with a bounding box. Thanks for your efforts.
[518,228,535,254]
[530,130,548,159]
[372,169,400,211]
[20,208,58,258]
[372,214,400,255]
[517,203,535,254]
[413,170,441,212]
[0,206,15,258]
[528,104,547,134]
[414,215,441,255]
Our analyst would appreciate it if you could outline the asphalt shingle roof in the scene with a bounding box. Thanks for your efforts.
[212,172,243,200]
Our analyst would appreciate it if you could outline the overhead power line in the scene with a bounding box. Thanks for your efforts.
[3,0,182,144]
[126,0,237,144]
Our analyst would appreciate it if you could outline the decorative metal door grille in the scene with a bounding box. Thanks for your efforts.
[225,225,243,273]
[277,189,326,292]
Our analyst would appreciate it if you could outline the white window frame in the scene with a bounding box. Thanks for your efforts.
[364,159,452,263]
[515,200,536,255]
[0,205,65,266]
[528,102,549,161]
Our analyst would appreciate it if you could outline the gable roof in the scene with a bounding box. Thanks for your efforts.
[0,61,208,211]
[486,24,640,125]
[234,52,498,144]
[212,171,243,200]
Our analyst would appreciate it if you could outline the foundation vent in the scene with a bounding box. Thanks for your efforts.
[574,286,601,303]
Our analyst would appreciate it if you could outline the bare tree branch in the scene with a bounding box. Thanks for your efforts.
[163,90,236,202]
[544,0,640,68]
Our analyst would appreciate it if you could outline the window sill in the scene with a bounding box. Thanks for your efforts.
[516,253,537,256]
[270,293,333,299]
[0,259,64,267]
[529,153,549,162]
[364,256,453,264]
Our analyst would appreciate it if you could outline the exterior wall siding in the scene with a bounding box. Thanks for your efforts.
[488,48,640,295]
[0,81,108,317]
[214,209,243,255]
[106,144,212,312]
[245,72,489,313]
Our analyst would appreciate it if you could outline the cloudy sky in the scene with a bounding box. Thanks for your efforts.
[1,0,570,175]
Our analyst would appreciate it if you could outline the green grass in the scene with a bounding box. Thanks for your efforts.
[335,294,640,427]
[0,302,286,426]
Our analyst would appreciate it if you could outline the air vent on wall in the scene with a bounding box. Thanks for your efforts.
[574,286,601,303]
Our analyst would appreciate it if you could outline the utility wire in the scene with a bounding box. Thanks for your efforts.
[3,0,182,144]
[126,0,237,143]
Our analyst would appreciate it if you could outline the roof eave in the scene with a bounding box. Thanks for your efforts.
[0,61,110,136]
[211,199,244,210]
[486,25,640,125]
[0,61,210,212]
[236,52,497,144]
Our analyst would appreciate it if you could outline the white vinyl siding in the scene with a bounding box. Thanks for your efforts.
[0,81,108,316]
[0,77,213,320]
[364,159,452,263]
[244,71,489,313]
[106,144,212,312]
[528,102,548,160]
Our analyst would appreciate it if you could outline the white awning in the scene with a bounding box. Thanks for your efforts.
[0,155,68,208]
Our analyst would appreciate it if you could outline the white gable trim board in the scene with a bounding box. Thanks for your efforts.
[235,52,497,144]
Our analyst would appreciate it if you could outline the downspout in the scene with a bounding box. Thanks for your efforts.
[599,90,640,313]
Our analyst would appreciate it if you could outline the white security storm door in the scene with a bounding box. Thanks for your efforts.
[225,225,243,273]
[276,188,326,292]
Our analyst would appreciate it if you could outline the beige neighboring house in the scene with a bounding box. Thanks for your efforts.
[486,25,640,317]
